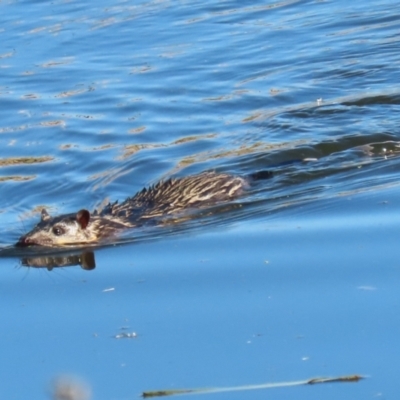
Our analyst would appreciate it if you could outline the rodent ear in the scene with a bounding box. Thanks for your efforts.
[41,209,50,221]
[76,209,90,230]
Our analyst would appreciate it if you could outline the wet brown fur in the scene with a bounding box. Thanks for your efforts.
[16,172,248,247]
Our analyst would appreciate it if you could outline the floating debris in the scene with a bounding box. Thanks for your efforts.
[142,374,364,398]
[114,332,138,339]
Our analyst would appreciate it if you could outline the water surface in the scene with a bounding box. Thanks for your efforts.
[1,0,400,398]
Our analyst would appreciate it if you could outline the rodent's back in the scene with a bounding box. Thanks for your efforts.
[105,172,248,221]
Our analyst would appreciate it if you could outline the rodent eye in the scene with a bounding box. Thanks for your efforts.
[52,226,64,236]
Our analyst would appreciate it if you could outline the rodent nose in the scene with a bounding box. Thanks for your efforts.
[16,236,32,247]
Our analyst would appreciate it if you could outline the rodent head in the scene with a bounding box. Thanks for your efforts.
[16,209,97,247]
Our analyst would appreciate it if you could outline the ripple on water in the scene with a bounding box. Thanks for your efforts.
[0,1,400,398]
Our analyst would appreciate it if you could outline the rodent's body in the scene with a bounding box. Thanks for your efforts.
[16,172,250,247]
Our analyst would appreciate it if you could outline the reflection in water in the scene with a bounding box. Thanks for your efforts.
[21,251,96,270]
[0,246,96,270]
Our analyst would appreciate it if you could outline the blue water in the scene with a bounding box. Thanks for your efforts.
[1,0,400,398]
